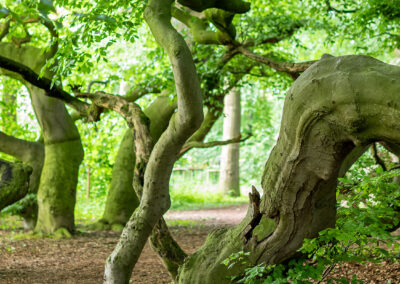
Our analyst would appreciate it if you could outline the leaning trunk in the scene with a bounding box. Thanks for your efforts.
[103,1,203,282]
[177,55,400,283]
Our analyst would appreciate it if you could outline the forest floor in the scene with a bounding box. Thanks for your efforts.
[0,204,399,284]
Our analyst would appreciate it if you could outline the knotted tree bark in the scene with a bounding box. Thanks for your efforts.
[0,159,32,210]
[177,55,400,283]
[99,95,176,229]
[102,0,203,282]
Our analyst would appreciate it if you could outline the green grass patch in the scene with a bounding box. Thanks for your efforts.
[74,195,106,226]
[165,219,204,228]
[170,184,248,210]
[0,214,24,230]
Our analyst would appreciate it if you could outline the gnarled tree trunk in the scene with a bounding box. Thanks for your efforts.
[177,55,400,283]
[103,0,203,282]
[30,84,83,235]
[0,43,83,235]
[99,96,176,230]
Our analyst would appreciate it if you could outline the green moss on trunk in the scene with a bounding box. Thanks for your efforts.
[35,139,83,234]
[100,96,176,228]
[177,55,400,283]
[0,159,32,210]
[101,129,138,227]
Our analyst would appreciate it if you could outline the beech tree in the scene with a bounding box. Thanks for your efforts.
[0,17,83,234]
[0,0,315,282]
[1,0,399,283]
[178,54,400,283]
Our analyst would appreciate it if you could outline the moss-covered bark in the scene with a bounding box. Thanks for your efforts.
[30,85,83,235]
[0,131,44,228]
[35,139,83,234]
[177,55,400,283]
[99,129,137,229]
[0,42,84,235]
[99,96,176,229]
[103,1,203,282]
[0,159,32,210]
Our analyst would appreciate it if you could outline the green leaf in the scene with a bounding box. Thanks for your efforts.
[39,0,56,15]
[0,7,10,18]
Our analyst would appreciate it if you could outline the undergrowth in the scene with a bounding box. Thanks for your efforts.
[222,168,400,283]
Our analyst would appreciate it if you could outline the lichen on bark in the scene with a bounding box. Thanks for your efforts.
[0,42,82,232]
[35,139,83,234]
[177,55,400,283]
[100,95,177,228]
[0,159,32,210]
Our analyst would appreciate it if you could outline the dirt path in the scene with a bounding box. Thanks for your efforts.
[164,204,248,225]
[0,204,399,283]
[0,205,247,284]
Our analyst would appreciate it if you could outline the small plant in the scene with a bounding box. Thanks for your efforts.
[221,251,251,269]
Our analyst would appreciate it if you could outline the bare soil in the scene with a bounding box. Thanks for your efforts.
[0,204,399,283]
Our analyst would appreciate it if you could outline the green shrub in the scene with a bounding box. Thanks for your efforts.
[223,169,400,283]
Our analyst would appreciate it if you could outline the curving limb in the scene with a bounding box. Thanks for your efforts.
[102,0,203,282]
[178,55,400,283]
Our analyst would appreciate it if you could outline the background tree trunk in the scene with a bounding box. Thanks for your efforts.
[30,85,83,235]
[99,96,176,230]
[177,55,400,283]
[219,88,241,196]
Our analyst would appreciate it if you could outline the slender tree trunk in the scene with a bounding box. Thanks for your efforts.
[177,55,400,283]
[219,88,241,196]
[103,1,203,282]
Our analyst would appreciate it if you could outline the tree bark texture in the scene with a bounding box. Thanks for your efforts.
[177,55,400,283]
[0,42,83,234]
[100,96,176,228]
[103,0,203,282]
[0,159,32,210]
[29,84,83,235]
[219,88,241,196]
[0,131,43,228]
